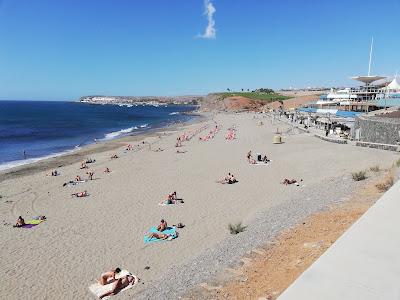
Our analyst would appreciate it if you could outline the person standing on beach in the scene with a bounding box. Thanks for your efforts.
[23,150,27,159]
[87,171,94,180]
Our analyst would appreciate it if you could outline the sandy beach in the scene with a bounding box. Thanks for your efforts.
[1,112,398,300]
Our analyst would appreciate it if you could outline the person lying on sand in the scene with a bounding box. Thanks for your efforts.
[46,170,59,176]
[80,162,88,169]
[63,181,75,187]
[99,275,136,299]
[281,178,303,186]
[228,174,237,184]
[104,167,111,173]
[85,158,95,163]
[13,216,25,227]
[262,155,270,163]
[75,175,83,182]
[99,268,121,285]
[154,147,164,152]
[111,154,118,159]
[33,215,46,221]
[157,219,168,232]
[176,150,187,154]
[72,191,88,197]
[147,232,172,240]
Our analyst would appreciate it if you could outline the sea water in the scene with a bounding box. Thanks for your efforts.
[0,100,197,171]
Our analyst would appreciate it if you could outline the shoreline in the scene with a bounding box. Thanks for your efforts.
[0,111,206,182]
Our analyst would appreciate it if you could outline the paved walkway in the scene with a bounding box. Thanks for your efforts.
[278,180,400,300]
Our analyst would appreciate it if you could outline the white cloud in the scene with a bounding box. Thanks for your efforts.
[198,0,216,39]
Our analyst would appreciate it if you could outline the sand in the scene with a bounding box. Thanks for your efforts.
[184,169,396,299]
[0,112,398,299]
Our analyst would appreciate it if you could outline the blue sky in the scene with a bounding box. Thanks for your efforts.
[0,0,399,100]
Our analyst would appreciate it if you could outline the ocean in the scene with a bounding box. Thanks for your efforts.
[0,100,197,171]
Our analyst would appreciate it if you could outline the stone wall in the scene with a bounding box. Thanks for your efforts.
[353,115,400,145]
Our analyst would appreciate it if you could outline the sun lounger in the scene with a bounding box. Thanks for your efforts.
[88,270,138,299]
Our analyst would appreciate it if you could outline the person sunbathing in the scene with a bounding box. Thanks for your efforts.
[170,191,177,200]
[111,154,118,159]
[147,232,171,240]
[228,174,237,184]
[75,175,83,182]
[99,268,121,285]
[99,275,136,299]
[13,216,25,227]
[282,179,302,186]
[218,173,231,184]
[51,170,59,176]
[246,151,252,160]
[80,162,88,169]
[72,191,88,197]
[157,219,168,232]
[104,167,110,173]
[262,155,270,163]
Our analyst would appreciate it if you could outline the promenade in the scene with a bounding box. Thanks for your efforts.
[278,179,400,300]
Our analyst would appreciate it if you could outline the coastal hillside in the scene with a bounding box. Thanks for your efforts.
[199,91,296,112]
[79,95,202,106]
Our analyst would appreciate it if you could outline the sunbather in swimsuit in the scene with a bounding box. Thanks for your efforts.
[99,275,135,299]
[147,232,171,240]
[157,219,167,232]
[99,268,121,285]
[72,191,88,197]
[13,216,25,227]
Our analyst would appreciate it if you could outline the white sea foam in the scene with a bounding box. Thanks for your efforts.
[102,124,149,140]
[169,112,180,115]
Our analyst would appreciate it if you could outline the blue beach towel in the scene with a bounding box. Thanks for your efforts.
[144,226,178,244]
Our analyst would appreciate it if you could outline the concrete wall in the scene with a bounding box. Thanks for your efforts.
[354,115,400,145]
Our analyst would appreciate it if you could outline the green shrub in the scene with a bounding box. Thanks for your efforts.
[228,222,247,235]
[396,158,400,168]
[370,165,380,172]
[352,171,367,181]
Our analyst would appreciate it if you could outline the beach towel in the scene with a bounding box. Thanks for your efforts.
[88,270,138,299]
[144,226,178,244]
[21,219,44,229]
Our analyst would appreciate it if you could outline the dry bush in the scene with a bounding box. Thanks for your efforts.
[376,173,395,192]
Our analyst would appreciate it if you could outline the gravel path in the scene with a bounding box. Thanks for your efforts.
[136,174,367,299]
